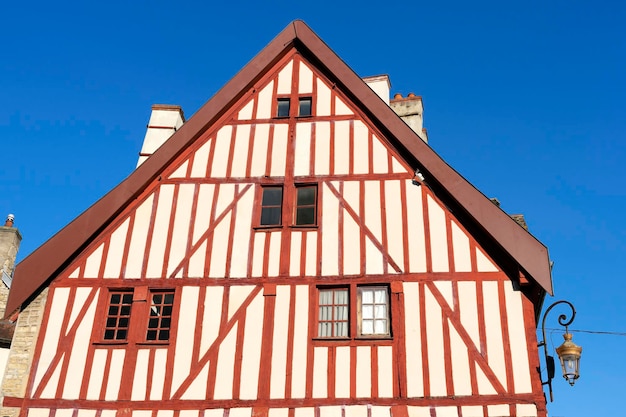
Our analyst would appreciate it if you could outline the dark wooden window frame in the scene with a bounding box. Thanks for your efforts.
[294,184,318,226]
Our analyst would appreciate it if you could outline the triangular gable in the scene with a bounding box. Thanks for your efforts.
[7,20,551,317]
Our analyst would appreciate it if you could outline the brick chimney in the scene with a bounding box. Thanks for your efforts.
[137,105,185,167]
[0,214,22,317]
[390,93,428,143]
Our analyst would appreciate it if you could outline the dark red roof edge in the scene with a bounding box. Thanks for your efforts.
[6,20,552,317]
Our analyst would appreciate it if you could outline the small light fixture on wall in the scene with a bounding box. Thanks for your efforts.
[538,300,583,401]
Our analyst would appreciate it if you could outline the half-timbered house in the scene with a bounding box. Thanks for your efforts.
[0,21,553,417]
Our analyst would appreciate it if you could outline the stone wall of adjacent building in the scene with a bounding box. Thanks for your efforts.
[0,288,49,416]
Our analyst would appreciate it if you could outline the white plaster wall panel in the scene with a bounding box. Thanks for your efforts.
[252,233,265,277]
[460,406,484,417]
[434,281,453,308]
[277,60,294,95]
[458,282,480,347]
[335,346,351,398]
[294,122,312,177]
[392,157,406,174]
[298,62,313,94]
[352,121,369,174]
[179,412,200,417]
[231,125,251,178]
[99,410,115,417]
[270,124,288,177]
[239,292,264,399]
[355,346,371,397]
[268,231,282,277]
[191,139,211,178]
[320,406,342,417]
[314,121,330,175]
[487,404,509,416]
[270,285,291,398]
[208,212,231,278]
[505,283,532,393]
[172,287,200,394]
[450,325,472,396]
[482,282,507,390]
[228,286,255,320]
[201,286,224,353]
[214,323,238,399]
[205,410,225,417]
[476,249,499,272]
[157,411,174,417]
[290,231,302,276]
[305,231,318,276]
[406,181,427,273]
[403,282,424,397]
[343,215,361,275]
[256,81,274,119]
[294,408,314,417]
[321,182,339,276]
[169,160,189,179]
[39,355,62,398]
[188,241,206,278]
[62,289,98,399]
[250,124,269,177]
[86,349,107,399]
[269,409,289,417]
[334,121,350,175]
[433,407,457,417]
[230,186,254,278]
[291,285,309,398]
[68,267,79,278]
[476,363,497,395]
[342,181,360,275]
[238,100,254,120]
[427,195,449,273]
[345,405,368,417]
[312,346,328,398]
[230,410,252,417]
[151,349,168,400]
[371,136,389,174]
[105,349,125,400]
[384,180,405,271]
[316,79,331,117]
[451,222,472,272]
[407,406,431,417]
[365,181,384,275]
[334,96,353,115]
[27,409,49,417]
[193,184,215,243]
[131,349,150,400]
[180,359,209,400]
[377,345,393,397]
[77,410,97,417]
[167,183,195,277]
[133,411,151,417]
[32,288,68,393]
[147,184,175,278]
[212,126,233,178]
[515,404,537,417]
[67,287,92,330]
[425,288,447,397]
[103,218,130,278]
[371,406,391,417]
[125,194,154,278]
[54,410,73,417]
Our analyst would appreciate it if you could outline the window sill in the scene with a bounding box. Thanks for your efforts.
[93,341,129,346]
[253,225,283,231]
[136,341,170,346]
[289,224,318,229]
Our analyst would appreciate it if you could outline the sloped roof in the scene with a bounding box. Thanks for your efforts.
[6,20,552,317]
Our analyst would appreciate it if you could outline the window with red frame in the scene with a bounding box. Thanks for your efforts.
[295,185,317,225]
[318,288,349,337]
[146,290,175,341]
[104,290,133,341]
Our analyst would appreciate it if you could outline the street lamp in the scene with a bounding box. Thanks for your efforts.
[538,300,583,401]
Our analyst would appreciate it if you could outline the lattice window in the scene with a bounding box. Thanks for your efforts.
[104,290,133,341]
[295,185,317,226]
[358,286,389,336]
[146,290,175,341]
[318,288,349,337]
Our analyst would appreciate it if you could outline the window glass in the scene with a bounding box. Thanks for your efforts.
[261,187,283,226]
[295,185,317,225]
[318,288,349,337]
[360,287,389,336]
[146,290,175,341]
[299,97,312,117]
[277,98,290,117]
[104,290,133,341]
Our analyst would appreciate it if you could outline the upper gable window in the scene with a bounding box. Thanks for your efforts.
[104,290,133,341]
[146,290,175,341]
[295,185,317,226]
[260,186,283,226]
[298,97,312,117]
[276,98,290,118]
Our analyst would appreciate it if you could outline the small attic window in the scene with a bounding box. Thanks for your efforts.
[277,98,290,118]
[298,97,312,117]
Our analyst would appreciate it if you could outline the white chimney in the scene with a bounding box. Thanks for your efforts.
[363,75,391,105]
[137,104,185,167]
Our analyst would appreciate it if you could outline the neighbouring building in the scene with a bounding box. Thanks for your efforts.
[0,21,552,417]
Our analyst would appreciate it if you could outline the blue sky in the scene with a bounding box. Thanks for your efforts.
[1,1,624,415]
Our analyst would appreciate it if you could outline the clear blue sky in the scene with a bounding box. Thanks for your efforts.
[1,1,624,415]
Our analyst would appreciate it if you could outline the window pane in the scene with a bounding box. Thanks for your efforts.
[319,322,331,337]
[262,188,283,205]
[335,305,348,321]
[362,305,373,319]
[261,207,282,226]
[296,207,315,225]
[277,99,290,117]
[375,305,387,319]
[362,320,373,334]
[299,98,312,116]
[335,289,348,304]
[335,321,348,337]
[374,289,386,303]
[297,187,316,205]
[320,290,332,305]
[374,319,387,334]
[362,289,373,304]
